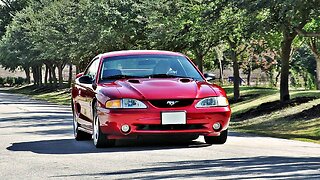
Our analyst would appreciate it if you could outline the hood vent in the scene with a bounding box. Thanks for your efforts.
[128,79,140,84]
[179,78,192,83]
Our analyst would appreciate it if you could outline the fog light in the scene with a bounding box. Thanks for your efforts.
[121,124,130,133]
[213,122,221,131]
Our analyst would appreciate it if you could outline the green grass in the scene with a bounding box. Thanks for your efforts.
[32,90,70,105]
[228,86,320,144]
[1,84,71,105]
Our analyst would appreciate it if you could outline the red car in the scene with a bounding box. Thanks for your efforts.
[71,50,231,148]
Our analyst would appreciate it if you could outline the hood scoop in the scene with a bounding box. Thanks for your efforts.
[179,78,192,83]
[127,79,140,84]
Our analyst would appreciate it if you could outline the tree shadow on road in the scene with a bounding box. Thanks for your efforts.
[52,156,320,179]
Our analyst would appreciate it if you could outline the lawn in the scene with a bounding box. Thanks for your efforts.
[1,84,70,105]
[228,86,320,144]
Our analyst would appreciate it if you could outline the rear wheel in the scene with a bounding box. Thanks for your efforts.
[72,108,91,140]
[204,129,228,144]
[93,106,115,148]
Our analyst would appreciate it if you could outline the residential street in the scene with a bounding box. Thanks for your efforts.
[0,92,319,179]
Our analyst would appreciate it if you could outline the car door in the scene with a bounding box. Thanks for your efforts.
[76,58,100,130]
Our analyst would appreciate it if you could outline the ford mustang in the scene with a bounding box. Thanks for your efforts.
[71,50,231,148]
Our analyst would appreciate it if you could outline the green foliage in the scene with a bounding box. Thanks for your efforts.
[0,0,28,37]
[0,76,26,86]
[291,46,317,89]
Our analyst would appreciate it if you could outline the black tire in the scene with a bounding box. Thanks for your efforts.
[204,129,228,144]
[72,107,91,141]
[92,105,115,148]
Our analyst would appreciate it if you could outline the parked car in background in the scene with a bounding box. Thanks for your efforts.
[71,50,231,148]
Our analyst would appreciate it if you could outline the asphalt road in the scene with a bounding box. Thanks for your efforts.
[0,92,320,179]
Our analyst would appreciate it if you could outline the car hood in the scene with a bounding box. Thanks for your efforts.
[99,78,218,100]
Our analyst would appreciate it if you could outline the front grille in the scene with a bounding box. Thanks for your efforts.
[136,124,204,131]
[149,99,194,108]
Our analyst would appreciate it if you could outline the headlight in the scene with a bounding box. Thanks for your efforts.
[196,97,229,108]
[105,99,147,109]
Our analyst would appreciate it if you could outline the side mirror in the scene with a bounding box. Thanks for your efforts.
[76,72,84,78]
[204,73,216,81]
[78,75,93,84]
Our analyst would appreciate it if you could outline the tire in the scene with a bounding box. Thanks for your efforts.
[72,107,91,141]
[92,105,115,148]
[204,129,228,144]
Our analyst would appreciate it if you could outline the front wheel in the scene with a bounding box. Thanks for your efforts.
[204,129,228,144]
[93,107,115,148]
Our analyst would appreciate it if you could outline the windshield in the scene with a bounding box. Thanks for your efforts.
[99,55,204,82]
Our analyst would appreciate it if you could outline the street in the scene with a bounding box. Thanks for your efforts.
[0,92,319,179]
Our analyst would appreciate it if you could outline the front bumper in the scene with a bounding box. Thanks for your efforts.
[97,105,231,139]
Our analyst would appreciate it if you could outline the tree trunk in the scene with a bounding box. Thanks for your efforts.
[44,65,48,84]
[48,66,52,84]
[195,53,204,73]
[280,33,295,102]
[227,38,241,102]
[52,65,57,86]
[57,63,65,87]
[215,47,224,85]
[219,59,224,85]
[58,65,63,87]
[38,65,42,85]
[32,66,38,86]
[247,57,252,86]
[68,64,73,87]
[247,67,251,86]
[275,71,281,87]
[231,48,240,102]
[23,66,31,84]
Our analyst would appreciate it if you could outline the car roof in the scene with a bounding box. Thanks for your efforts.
[99,50,185,59]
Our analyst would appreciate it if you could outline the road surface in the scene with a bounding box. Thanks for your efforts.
[0,92,319,179]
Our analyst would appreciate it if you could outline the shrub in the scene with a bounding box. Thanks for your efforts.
[5,77,15,86]
[0,77,27,86]
[15,77,26,85]
[0,77,4,86]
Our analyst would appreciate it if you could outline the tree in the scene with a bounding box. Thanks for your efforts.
[240,0,320,102]
[0,7,40,84]
[205,1,260,101]
[0,0,28,37]
[147,0,219,72]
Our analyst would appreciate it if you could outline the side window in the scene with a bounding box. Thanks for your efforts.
[85,59,100,79]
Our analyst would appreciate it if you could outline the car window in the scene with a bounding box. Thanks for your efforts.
[100,55,204,81]
[85,58,100,79]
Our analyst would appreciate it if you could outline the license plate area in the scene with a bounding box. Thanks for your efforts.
[161,111,186,125]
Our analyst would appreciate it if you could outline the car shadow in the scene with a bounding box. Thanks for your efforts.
[6,137,210,154]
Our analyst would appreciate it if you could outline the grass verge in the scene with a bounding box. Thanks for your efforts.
[229,86,320,144]
[1,84,71,105]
